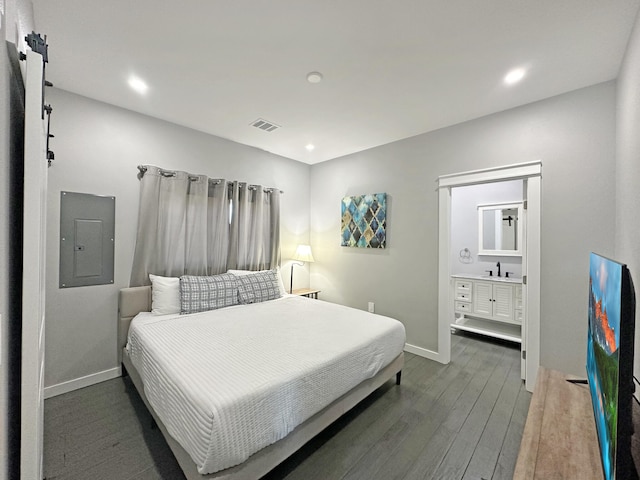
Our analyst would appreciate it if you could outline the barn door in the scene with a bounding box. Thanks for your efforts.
[21,47,48,480]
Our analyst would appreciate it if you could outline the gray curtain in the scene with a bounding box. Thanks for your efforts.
[130,166,280,286]
[206,179,231,275]
[227,182,281,271]
[130,166,230,286]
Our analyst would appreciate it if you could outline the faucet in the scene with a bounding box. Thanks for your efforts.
[496,261,501,277]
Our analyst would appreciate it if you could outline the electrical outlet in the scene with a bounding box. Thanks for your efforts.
[368,302,375,313]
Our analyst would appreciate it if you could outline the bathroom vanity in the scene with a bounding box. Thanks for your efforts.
[450,274,523,343]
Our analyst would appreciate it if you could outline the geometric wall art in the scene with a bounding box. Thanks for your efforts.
[341,193,387,248]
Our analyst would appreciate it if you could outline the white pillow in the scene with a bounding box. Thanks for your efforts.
[227,267,287,297]
[149,274,180,315]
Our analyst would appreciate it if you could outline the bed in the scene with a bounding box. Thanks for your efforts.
[118,285,405,480]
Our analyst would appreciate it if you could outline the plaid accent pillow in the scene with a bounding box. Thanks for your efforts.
[237,270,282,304]
[180,273,239,314]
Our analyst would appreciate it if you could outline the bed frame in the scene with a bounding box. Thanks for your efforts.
[118,286,404,480]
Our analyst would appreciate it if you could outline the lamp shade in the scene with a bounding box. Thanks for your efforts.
[293,244,315,263]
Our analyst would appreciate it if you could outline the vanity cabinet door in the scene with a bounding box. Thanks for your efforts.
[473,282,493,317]
[493,284,514,322]
[472,281,515,322]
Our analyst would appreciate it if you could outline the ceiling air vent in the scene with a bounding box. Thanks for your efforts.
[251,118,280,133]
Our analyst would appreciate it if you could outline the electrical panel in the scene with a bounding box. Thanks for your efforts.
[59,191,115,288]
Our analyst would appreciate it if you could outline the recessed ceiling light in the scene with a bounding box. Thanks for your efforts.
[128,75,148,94]
[306,72,323,84]
[504,68,526,86]
[305,144,315,151]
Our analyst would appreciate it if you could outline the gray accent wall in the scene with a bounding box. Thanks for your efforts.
[44,88,311,390]
[616,10,640,393]
[310,82,616,376]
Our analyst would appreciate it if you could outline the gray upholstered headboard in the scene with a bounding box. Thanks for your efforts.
[118,286,152,361]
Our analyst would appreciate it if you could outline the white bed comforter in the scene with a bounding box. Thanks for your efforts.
[126,295,406,474]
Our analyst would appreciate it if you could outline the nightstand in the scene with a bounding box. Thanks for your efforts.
[291,288,321,299]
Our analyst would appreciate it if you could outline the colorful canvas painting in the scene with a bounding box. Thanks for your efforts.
[341,193,387,248]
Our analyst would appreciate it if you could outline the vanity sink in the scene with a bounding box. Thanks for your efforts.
[451,273,522,284]
[480,275,521,283]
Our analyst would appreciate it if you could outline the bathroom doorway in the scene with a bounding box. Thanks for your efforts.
[450,180,525,377]
[437,162,541,392]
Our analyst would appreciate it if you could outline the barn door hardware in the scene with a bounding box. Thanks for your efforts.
[20,32,55,166]
[45,104,54,167]
[20,32,52,119]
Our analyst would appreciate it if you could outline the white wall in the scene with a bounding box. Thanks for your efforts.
[450,180,523,278]
[616,10,640,391]
[44,88,311,391]
[310,82,616,375]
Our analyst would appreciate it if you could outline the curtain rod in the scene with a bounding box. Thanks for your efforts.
[137,165,283,193]
[232,183,283,194]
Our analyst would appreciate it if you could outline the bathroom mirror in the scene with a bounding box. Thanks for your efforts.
[477,202,523,256]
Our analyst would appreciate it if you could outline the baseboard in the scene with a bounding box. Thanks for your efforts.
[44,366,122,399]
[404,343,445,363]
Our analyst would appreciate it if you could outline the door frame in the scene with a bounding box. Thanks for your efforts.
[437,161,541,392]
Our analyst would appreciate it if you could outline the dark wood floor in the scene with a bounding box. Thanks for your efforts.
[44,332,531,480]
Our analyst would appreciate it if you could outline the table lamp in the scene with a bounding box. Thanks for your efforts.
[290,244,315,293]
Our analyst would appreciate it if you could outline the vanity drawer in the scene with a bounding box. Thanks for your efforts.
[454,280,472,294]
[455,301,472,313]
[455,292,472,302]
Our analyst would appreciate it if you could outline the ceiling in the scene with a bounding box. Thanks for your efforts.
[32,1,640,164]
